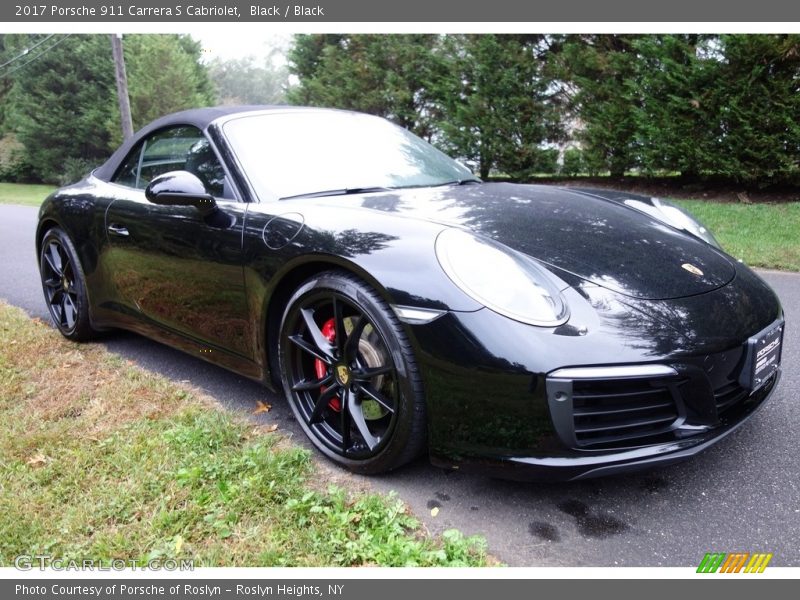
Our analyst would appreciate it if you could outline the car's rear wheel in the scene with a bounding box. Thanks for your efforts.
[279,271,426,474]
[39,227,97,341]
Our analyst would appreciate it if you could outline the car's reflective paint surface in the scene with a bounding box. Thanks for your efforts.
[36,106,783,480]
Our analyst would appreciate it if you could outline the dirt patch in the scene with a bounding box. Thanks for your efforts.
[0,309,215,443]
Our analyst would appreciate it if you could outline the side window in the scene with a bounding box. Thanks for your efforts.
[111,126,232,199]
[114,142,144,188]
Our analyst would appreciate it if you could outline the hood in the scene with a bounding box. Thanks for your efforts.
[303,182,736,300]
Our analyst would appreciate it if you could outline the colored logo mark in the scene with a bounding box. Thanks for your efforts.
[697,552,773,573]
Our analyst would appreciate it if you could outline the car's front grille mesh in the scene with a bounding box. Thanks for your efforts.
[572,379,680,446]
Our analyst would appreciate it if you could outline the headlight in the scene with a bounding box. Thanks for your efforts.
[624,197,720,248]
[435,228,569,327]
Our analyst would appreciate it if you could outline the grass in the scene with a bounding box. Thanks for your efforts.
[0,182,56,207]
[673,200,800,272]
[0,301,489,567]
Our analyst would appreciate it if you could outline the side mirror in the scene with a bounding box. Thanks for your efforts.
[144,171,217,216]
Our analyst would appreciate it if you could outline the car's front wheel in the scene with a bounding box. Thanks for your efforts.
[278,271,426,474]
[39,227,97,341]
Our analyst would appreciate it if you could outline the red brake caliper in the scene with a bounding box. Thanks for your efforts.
[315,318,342,412]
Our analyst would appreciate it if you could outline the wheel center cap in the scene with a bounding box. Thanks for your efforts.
[334,364,351,387]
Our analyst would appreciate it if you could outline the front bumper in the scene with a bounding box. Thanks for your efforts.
[415,262,784,481]
[422,309,784,481]
[430,367,780,482]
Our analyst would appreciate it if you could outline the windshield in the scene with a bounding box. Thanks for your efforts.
[223,110,476,201]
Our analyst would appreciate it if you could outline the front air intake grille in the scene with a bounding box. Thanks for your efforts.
[571,379,681,446]
[713,381,750,416]
[548,346,782,452]
[714,371,777,417]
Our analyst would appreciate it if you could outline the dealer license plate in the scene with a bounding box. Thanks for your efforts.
[747,321,783,391]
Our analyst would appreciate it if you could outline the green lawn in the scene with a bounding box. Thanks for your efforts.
[0,302,488,567]
[674,200,800,272]
[0,182,55,207]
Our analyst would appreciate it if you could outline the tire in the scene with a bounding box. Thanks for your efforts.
[278,271,427,474]
[39,227,97,341]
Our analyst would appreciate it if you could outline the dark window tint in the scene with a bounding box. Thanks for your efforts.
[112,126,230,198]
[114,142,144,188]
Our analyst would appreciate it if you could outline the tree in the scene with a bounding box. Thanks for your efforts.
[554,35,641,177]
[287,34,441,138]
[705,34,800,184]
[288,34,561,178]
[0,34,17,133]
[7,34,116,183]
[561,147,584,176]
[432,35,561,178]
[558,34,800,184]
[2,34,215,183]
[632,35,715,177]
[0,36,31,180]
[118,34,215,141]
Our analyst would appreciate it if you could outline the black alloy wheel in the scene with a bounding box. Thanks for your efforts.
[279,271,426,474]
[39,227,96,341]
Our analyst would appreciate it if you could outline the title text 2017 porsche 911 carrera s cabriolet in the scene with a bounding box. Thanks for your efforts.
[37,106,784,480]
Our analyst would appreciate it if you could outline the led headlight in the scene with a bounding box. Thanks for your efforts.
[624,197,720,248]
[435,228,569,327]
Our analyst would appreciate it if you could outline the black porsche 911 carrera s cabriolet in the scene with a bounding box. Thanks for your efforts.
[37,106,784,480]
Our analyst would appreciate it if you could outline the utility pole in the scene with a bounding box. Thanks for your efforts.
[110,33,133,141]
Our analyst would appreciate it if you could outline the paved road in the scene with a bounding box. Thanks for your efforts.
[1,204,798,567]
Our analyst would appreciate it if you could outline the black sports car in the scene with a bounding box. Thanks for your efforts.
[37,106,784,480]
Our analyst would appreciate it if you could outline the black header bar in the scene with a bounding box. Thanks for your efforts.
[3,0,800,23]
[4,578,798,600]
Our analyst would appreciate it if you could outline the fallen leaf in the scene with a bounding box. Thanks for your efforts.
[252,400,272,415]
[174,535,184,553]
[26,453,48,468]
[430,507,439,517]
[264,423,279,433]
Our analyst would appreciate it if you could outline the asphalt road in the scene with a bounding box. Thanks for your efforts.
[1,204,798,567]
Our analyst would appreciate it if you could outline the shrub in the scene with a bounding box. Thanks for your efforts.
[0,134,34,182]
[57,158,98,186]
[561,147,584,176]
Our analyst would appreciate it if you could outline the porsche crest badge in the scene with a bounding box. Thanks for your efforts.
[681,263,704,276]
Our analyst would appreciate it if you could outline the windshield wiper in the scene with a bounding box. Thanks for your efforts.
[280,186,394,200]
[281,179,481,200]
[433,177,482,187]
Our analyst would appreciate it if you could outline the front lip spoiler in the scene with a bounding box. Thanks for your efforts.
[429,369,781,482]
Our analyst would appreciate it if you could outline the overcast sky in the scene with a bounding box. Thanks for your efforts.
[194,32,291,64]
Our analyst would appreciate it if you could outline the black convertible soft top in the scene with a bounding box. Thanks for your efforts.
[92,105,284,182]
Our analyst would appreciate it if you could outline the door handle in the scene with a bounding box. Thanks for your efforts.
[107,224,129,237]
